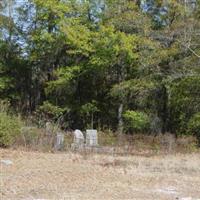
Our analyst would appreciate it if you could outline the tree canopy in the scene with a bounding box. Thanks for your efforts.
[0,0,200,137]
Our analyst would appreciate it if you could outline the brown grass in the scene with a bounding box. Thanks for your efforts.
[1,149,200,200]
[14,129,199,155]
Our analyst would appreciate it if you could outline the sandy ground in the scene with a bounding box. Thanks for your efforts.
[0,149,200,200]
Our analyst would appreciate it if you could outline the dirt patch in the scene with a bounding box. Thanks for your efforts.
[1,149,200,200]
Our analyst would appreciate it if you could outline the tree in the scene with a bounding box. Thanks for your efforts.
[0,0,200,140]
[0,0,26,107]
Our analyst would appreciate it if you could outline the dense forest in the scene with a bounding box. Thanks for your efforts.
[0,0,200,141]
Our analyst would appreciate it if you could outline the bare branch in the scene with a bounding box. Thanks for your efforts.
[177,39,200,58]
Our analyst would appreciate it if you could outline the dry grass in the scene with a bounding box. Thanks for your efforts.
[14,129,199,155]
[1,149,200,200]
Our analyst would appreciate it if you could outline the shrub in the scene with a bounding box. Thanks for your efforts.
[0,112,23,147]
[35,101,69,128]
[80,101,99,128]
[37,101,67,120]
[123,110,150,133]
[21,127,40,146]
[187,112,200,145]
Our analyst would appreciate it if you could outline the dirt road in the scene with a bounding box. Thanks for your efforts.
[1,149,200,200]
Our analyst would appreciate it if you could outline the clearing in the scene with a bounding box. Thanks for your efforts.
[0,149,200,200]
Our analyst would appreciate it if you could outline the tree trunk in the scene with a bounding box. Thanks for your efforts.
[117,103,124,135]
[161,85,168,133]
[91,112,94,129]
[8,0,13,43]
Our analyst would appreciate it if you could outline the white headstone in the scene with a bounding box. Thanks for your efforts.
[55,132,64,150]
[86,129,98,146]
[74,129,84,145]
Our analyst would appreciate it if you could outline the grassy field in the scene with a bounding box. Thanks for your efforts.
[1,149,200,200]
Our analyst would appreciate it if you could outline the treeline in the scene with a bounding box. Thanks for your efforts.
[0,0,200,140]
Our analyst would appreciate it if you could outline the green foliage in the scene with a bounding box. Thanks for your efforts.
[170,76,200,134]
[90,25,138,69]
[111,79,156,102]
[37,101,67,120]
[123,110,150,133]
[46,66,81,95]
[0,112,22,147]
[61,23,93,56]
[1,0,200,138]
[187,113,200,143]
[80,101,99,117]
[80,100,99,128]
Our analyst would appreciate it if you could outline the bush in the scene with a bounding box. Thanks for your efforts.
[0,112,22,147]
[123,110,150,133]
[37,101,67,120]
[187,112,200,145]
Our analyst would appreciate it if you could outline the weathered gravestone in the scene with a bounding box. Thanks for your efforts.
[73,129,84,148]
[54,132,65,150]
[45,122,53,135]
[44,122,55,147]
[86,129,98,146]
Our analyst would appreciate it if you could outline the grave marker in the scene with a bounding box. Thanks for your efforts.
[55,132,64,150]
[86,129,98,146]
[73,129,84,146]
